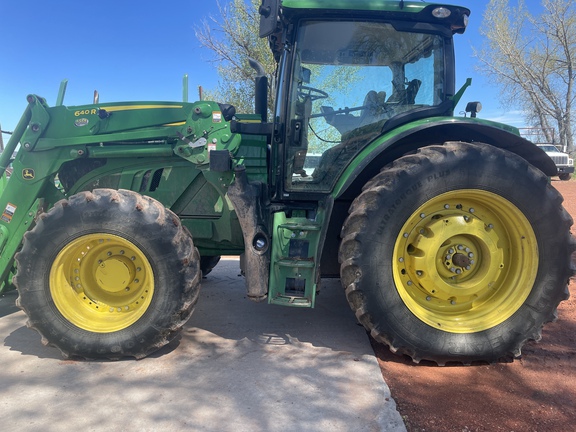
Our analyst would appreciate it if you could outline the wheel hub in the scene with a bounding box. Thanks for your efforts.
[452,252,471,268]
[392,189,538,333]
[50,233,154,333]
[95,258,133,293]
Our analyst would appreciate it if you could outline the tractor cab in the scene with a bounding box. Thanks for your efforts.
[260,1,470,198]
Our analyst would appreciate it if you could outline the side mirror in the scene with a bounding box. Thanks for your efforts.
[259,0,280,38]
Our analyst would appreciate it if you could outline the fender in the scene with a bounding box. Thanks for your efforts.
[334,116,557,199]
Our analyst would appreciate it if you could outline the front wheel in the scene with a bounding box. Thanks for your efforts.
[339,142,573,364]
[15,189,201,359]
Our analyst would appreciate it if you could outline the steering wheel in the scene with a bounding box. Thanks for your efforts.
[299,85,329,102]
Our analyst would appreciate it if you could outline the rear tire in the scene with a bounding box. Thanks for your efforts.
[14,189,201,360]
[339,142,574,364]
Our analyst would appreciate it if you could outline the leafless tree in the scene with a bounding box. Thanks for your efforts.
[194,0,276,114]
[476,0,576,151]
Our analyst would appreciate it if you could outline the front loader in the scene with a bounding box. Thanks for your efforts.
[1,0,573,364]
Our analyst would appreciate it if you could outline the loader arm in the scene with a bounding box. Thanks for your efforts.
[0,96,64,293]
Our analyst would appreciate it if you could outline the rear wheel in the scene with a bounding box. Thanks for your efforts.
[339,142,574,364]
[15,189,201,359]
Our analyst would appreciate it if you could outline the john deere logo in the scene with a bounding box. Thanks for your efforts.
[22,169,35,180]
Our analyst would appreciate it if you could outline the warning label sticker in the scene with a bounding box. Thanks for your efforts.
[1,203,17,223]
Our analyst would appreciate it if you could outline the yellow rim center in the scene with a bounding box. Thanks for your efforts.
[50,233,154,333]
[392,189,538,333]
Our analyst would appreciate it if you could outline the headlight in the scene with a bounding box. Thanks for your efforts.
[432,7,452,18]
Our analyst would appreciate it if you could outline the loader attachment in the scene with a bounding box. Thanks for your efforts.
[0,97,49,294]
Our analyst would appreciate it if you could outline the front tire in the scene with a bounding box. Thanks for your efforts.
[339,142,573,364]
[15,189,201,359]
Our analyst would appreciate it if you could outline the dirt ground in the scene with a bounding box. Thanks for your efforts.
[372,179,576,432]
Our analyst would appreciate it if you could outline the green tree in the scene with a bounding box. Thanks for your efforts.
[194,0,276,114]
[476,0,576,151]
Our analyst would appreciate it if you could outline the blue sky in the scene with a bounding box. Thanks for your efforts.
[0,0,521,135]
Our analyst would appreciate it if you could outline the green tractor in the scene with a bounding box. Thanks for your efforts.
[1,0,573,365]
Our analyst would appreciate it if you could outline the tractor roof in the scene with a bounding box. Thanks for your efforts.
[280,1,470,33]
[283,0,451,12]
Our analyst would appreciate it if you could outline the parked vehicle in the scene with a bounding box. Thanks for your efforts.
[0,0,572,365]
[537,144,574,180]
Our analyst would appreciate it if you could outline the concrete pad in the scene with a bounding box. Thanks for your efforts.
[0,258,406,432]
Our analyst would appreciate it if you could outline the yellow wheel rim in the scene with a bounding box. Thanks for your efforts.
[50,233,154,333]
[392,189,538,333]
